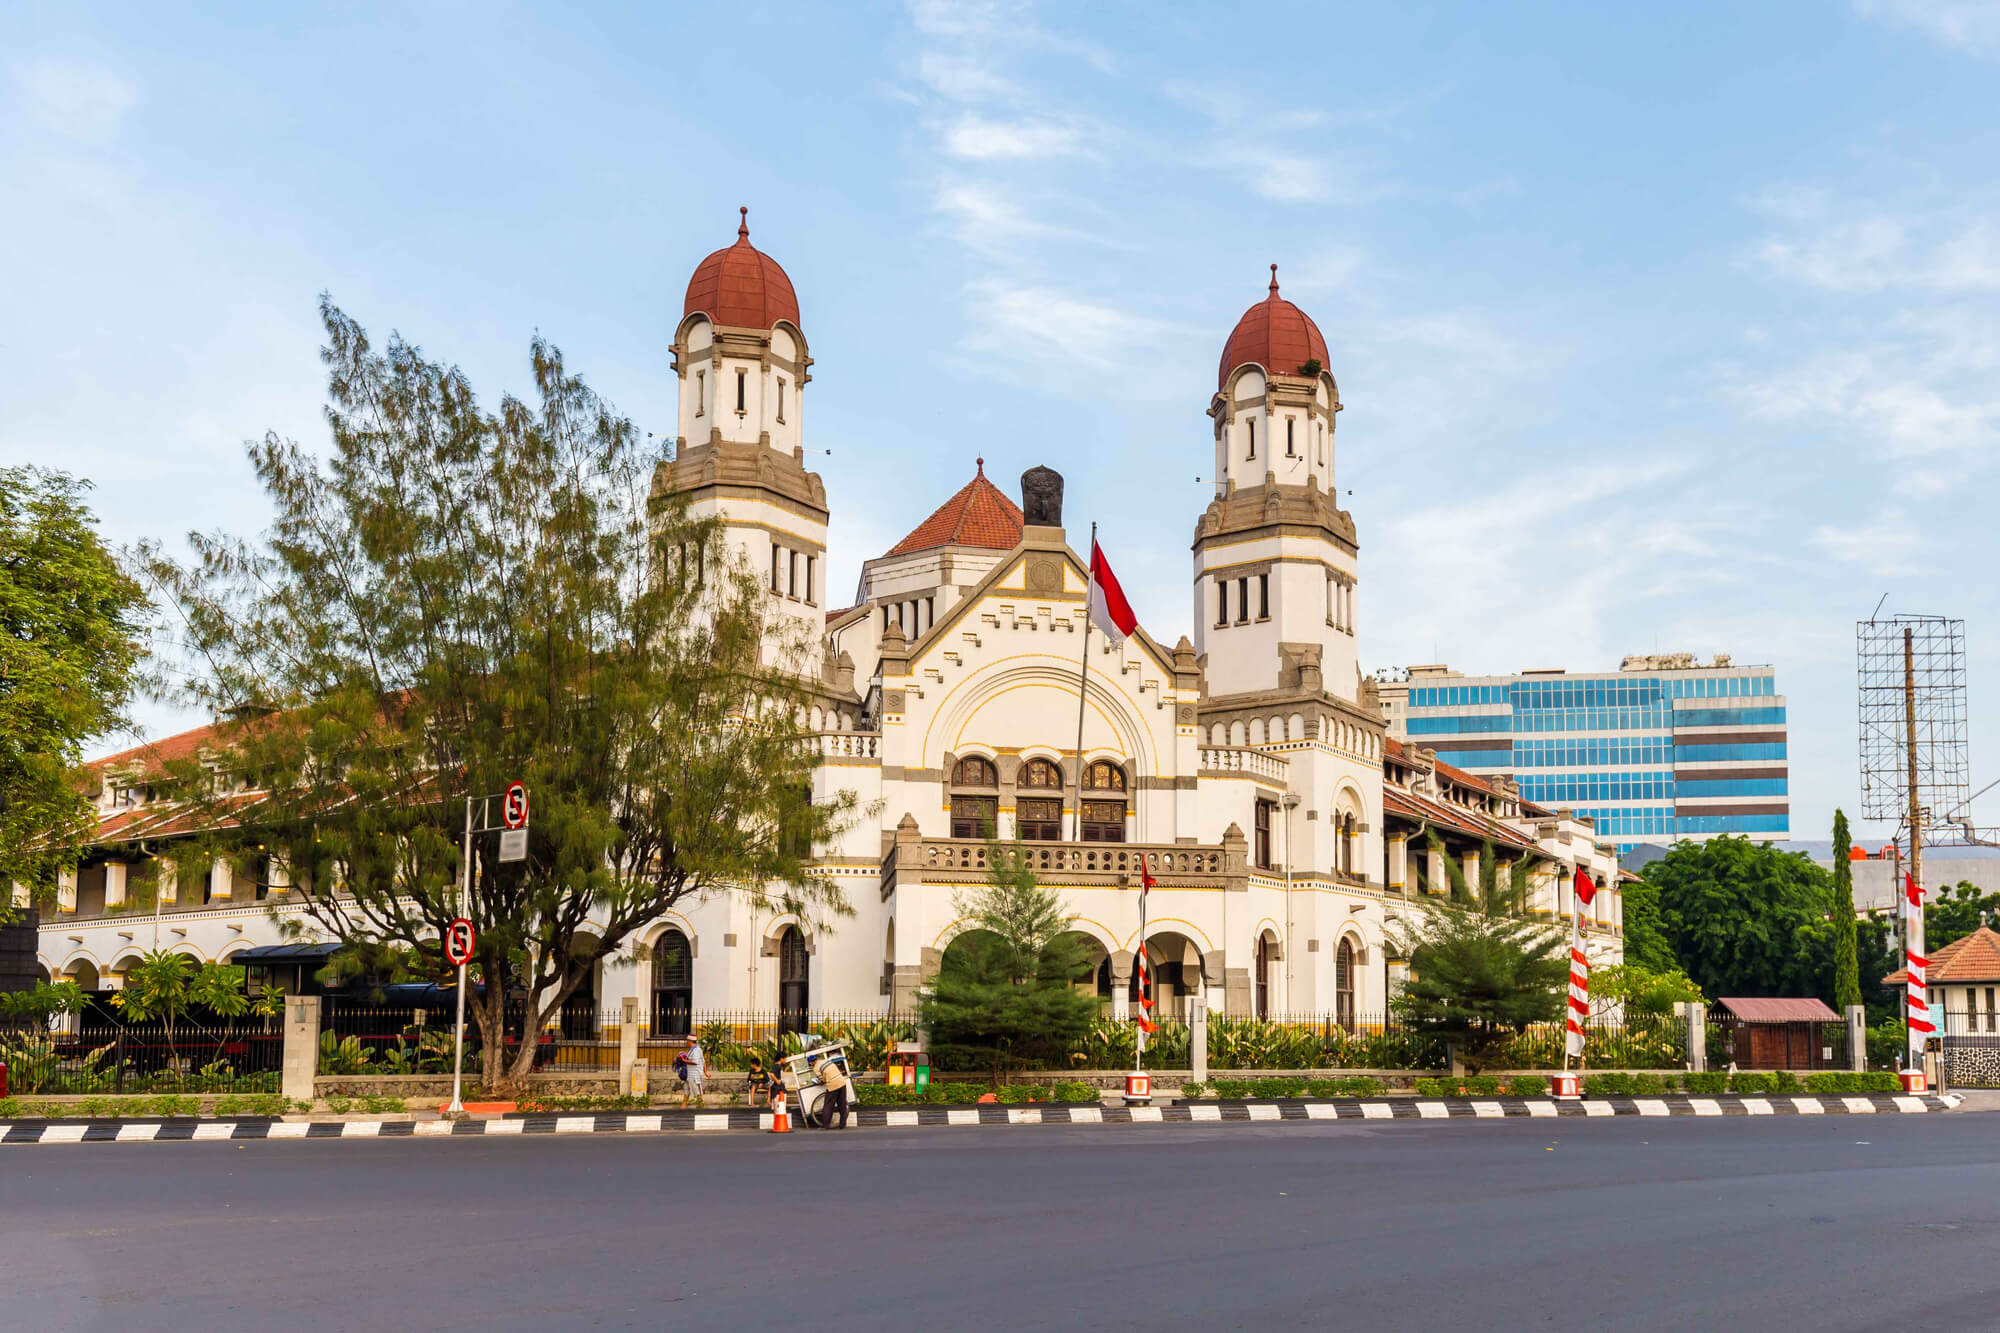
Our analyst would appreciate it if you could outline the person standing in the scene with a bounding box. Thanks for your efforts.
[679,1036,706,1108]
[817,1051,850,1129]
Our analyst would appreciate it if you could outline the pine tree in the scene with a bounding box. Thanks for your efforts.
[1395,832,1567,1071]
[1831,809,1862,1012]
[918,843,1099,1079]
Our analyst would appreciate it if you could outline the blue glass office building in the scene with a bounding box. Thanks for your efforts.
[1383,657,1786,855]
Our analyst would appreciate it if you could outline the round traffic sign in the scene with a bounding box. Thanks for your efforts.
[502,781,529,830]
[444,917,476,967]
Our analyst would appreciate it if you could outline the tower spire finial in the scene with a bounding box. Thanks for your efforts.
[1269,263,1279,295]
[738,206,749,240]
[975,456,984,476]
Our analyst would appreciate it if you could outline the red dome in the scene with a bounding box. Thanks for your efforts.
[1218,265,1328,390]
[683,207,801,332]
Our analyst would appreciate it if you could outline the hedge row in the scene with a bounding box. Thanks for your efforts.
[1173,1070,1909,1100]
[852,1081,1099,1106]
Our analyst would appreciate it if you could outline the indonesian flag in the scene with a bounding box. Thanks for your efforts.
[1564,868,1596,1060]
[1905,871,1933,1054]
[1088,539,1138,648]
[1137,854,1155,899]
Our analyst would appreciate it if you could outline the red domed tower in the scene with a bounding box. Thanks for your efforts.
[658,209,830,664]
[1193,265,1363,711]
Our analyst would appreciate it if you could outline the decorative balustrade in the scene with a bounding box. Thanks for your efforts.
[892,837,1238,891]
[817,731,881,759]
[1197,746,1290,783]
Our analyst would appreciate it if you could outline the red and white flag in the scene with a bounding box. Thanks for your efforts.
[1133,945,1157,1038]
[1905,871,1933,1056]
[1563,868,1597,1060]
[1088,539,1138,648]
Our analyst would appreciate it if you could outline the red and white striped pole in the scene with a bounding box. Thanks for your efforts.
[1904,871,1933,1091]
[1555,867,1596,1098]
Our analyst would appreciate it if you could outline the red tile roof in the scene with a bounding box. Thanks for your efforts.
[1218,266,1330,390]
[1383,786,1535,851]
[884,460,1025,557]
[684,208,801,332]
[85,723,229,780]
[1884,926,2000,987]
[1715,997,1841,1023]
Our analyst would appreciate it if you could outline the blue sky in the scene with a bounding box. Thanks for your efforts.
[6,1,1999,845]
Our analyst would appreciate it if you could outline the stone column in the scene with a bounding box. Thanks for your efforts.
[57,866,77,913]
[1189,995,1208,1084]
[619,996,642,1093]
[1846,1004,1867,1074]
[1109,951,1133,1022]
[208,858,233,906]
[1388,835,1408,894]
[157,859,178,906]
[104,861,128,909]
[1684,1002,1706,1073]
[282,994,322,1105]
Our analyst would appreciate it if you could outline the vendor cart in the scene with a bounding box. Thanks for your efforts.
[777,1041,853,1128]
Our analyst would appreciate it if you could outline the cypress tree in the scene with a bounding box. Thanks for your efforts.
[1832,809,1862,1012]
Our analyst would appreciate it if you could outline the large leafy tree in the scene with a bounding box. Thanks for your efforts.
[0,466,149,919]
[1925,881,2000,952]
[1394,832,1566,1072]
[1642,836,1833,1001]
[1616,874,1678,973]
[1830,810,1862,1012]
[141,300,854,1089]
[918,844,1099,1077]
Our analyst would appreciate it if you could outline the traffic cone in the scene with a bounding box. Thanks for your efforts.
[770,1086,790,1133]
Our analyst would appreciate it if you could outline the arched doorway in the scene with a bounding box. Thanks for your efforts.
[777,926,810,1033]
[652,928,693,1037]
[1335,938,1357,1028]
[1134,932,1204,1022]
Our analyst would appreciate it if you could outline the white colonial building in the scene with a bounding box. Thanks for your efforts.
[31,215,1625,1028]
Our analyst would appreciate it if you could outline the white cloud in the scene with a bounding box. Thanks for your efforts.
[960,279,1191,381]
[1854,0,2000,56]
[16,59,136,140]
[941,115,1084,160]
[1756,214,2000,293]
[1733,346,2000,462]
[1809,510,1927,576]
[1239,148,1333,203]
[917,53,1019,102]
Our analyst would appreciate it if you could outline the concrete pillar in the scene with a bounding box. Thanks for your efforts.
[267,858,291,896]
[1846,1004,1867,1073]
[57,866,77,913]
[1684,1002,1706,1073]
[1109,952,1133,1022]
[1388,835,1408,894]
[1189,995,1208,1083]
[157,860,178,906]
[208,859,232,905]
[619,996,641,1091]
[9,881,27,909]
[104,861,128,909]
[282,995,322,1105]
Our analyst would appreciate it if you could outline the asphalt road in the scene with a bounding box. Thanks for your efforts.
[7,1113,2000,1332]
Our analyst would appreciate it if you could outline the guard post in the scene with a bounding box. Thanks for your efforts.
[282,994,321,1106]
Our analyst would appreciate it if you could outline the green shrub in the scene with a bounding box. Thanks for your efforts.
[0,1097,17,1118]
[995,1083,1039,1104]
[514,1093,651,1113]
[1768,1070,1801,1094]
[1801,1071,1900,1094]
[1052,1082,1098,1103]
[1306,1076,1380,1098]
[1583,1072,1674,1097]
[1727,1072,1773,1094]
[1258,1076,1308,1099]
[1413,1077,1448,1097]
[1508,1076,1548,1097]
[1210,1078,1255,1100]
[1460,1075,1503,1096]
[1681,1072,1728,1094]
[1179,1081,1210,1099]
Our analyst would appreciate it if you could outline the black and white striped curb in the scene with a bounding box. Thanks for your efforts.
[0,1093,1961,1145]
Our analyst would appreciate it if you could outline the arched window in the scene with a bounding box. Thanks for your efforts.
[652,928,693,1037]
[1246,418,1256,460]
[951,755,998,838]
[1018,758,1063,841]
[778,927,809,1033]
[1336,938,1356,1028]
[953,755,997,787]
[1082,761,1126,843]
[1254,934,1274,1019]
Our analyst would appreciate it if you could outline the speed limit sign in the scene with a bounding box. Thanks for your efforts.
[444,917,476,967]
[502,781,529,830]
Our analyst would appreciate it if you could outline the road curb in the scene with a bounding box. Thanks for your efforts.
[0,1092,1961,1145]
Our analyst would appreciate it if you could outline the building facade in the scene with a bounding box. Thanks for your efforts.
[1373,654,1788,855]
[30,220,1625,1028]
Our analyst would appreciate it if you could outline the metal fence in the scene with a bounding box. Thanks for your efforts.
[0,1018,285,1095]
[1705,1014,1849,1072]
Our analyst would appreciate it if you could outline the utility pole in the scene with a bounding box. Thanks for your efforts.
[1905,627,1927,1067]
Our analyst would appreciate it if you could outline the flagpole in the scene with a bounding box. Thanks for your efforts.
[1137,877,1148,1077]
[1071,521,1097,843]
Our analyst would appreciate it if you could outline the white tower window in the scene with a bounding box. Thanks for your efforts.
[695,371,705,418]
[1286,419,1295,457]
[1246,418,1256,460]
[776,378,786,422]
[736,369,747,414]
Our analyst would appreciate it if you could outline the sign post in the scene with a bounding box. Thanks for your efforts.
[447,783,527,1116]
